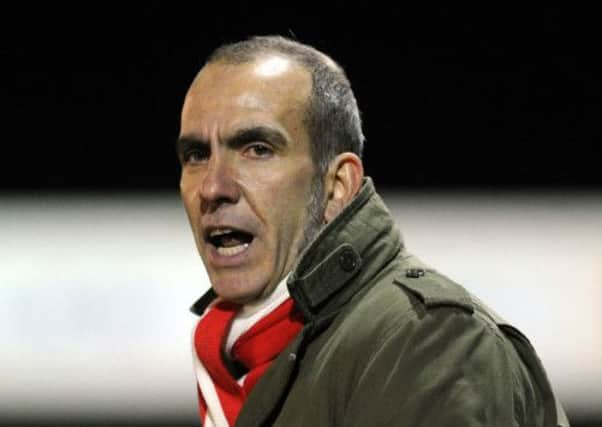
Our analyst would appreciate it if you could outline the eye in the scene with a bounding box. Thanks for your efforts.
[183,147,209,165]
[245,143,273,159]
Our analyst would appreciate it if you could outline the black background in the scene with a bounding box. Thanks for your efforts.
[2,4,600,192]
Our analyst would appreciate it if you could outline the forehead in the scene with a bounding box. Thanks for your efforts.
[182,56,312,129]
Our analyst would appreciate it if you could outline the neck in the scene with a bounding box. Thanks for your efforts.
[225,274,291,355]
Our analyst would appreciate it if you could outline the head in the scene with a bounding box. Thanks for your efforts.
[178,36,365,303]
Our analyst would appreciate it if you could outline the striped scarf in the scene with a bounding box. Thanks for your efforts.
[193,298,303,426]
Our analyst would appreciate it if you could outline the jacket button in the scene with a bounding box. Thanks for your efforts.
[339,248,358,272]
[406,268,425,278]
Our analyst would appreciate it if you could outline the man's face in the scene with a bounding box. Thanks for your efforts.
[178,56,318,304]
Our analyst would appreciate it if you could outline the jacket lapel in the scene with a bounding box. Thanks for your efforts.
[234,328,307,426]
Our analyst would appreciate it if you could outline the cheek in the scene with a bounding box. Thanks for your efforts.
[237,158,316,232]
[239,162,313,202]
[272,172,315,228]
[179,175,194,206]
[180,171,205,213]
[181,190,197,221]
[180,168,202,194]
[180,179,201,236]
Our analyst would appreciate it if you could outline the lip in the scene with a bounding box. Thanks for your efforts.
[205,236,255,268]
[203,224,254,243]
[201,221,258,269]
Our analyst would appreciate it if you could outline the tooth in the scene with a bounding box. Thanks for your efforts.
[210,228,232,237]
[217,243,249,256]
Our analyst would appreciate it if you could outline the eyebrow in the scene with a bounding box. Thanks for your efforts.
[175,125,289,157]
[175,136,208,160]
[227,126,289,150]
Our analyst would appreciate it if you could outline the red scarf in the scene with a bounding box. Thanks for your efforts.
[194,298,303,426]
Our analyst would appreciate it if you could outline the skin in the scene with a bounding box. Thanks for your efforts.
[178,55,364,304]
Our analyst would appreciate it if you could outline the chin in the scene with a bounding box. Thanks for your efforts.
[210,275,268,304]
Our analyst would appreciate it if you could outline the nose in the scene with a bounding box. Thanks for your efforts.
[198,152,240,213]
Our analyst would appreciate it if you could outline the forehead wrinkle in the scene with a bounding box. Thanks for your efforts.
[236,93,269,110]
[182,59,313,148]
[179,110,220,146]
[223,120,292,146]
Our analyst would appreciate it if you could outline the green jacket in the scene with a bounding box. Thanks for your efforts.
[191,179,569,427]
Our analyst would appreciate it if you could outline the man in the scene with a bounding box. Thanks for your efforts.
[177,36,569,426]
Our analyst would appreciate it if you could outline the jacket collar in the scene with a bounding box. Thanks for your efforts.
[286,177,403,321]
[190,178,404,321]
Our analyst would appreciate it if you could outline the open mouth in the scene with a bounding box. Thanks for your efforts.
[206,228,254,257]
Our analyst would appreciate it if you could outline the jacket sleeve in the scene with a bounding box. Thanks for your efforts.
[342,305,549,427]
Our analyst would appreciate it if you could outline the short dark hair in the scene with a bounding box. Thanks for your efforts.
[207,35,364,176]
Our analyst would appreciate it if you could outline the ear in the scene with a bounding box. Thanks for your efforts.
[324,153,364,223]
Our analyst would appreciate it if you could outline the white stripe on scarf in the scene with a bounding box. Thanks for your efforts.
[192,276,291,426]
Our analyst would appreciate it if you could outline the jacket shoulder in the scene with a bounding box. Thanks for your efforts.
[393,265,474,314]
[339,255,479,335]
[381,258,566,426]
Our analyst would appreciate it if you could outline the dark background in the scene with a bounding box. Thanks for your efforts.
[2,4,600,193]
